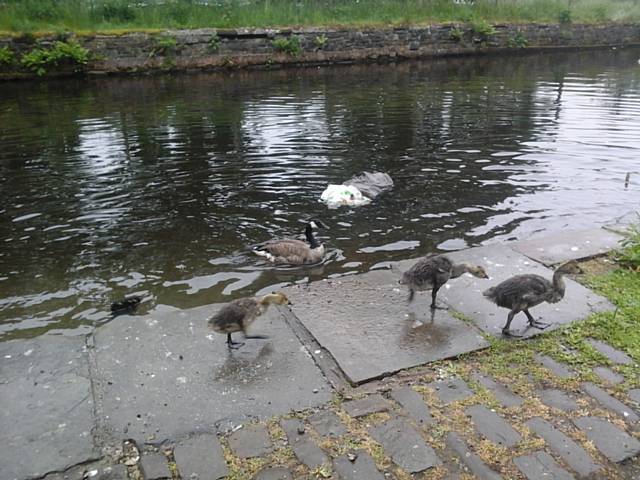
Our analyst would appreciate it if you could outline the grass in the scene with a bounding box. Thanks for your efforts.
[1,0,640,34]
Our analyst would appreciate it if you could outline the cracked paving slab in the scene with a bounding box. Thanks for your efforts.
[92,304,331,444]
[398,245,613,338]
[0,335,98,480]
[282,269,488,385]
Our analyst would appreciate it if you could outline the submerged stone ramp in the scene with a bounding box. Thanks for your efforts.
[283,269,488,385]
[92,304,331,444]
[0,335,98,480]
[396,244,613,338]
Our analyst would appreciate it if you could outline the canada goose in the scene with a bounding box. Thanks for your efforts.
[111,296,142,315]
[483,260,582,337]
[208,292,291,349]
[399,254,489,309]
[253,220,328,265]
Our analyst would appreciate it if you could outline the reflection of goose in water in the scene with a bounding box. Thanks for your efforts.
[208,292,290,349]
[483,260,582,337]
[253,220,328,265]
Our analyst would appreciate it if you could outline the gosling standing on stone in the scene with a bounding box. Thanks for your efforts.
[399,254,489,310]
[482,260,582,337]
[208,292,291,349]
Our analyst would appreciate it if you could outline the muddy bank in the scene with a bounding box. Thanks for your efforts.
[1,23,639,79]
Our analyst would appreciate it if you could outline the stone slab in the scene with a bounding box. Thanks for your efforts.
[586,339,633,365]
[370,416,441,473]
[593,366,624,385]
[308,410,347,437]
[333,450,385,480]
[0,335,98,480]
[253,467,292,480]
[573,416,640,463]
[174,434,228,480]
[445,432,502,480]
[282,270,488,384]
[526,418,601,478]
[514,451,575,480]
[629,389,640,404]
[511,228,623,265]
[471,372,523,408]
[397,246,613,338]
[389,386,434,426]
[534,354,575,378]
[141,453,171,479]
[280,418,329,468]
[428,377,474,404]
[343,394,390,418]
[581,382,639,423]
[466,405,521,447]
[228,424,273,458]
[92,304,331,443]
[538,389,579,412]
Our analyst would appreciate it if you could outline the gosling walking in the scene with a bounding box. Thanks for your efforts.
[483,260,582,337]
[208,292,291,349]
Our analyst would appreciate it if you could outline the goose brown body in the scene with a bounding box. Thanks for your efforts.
[253,220,327,265]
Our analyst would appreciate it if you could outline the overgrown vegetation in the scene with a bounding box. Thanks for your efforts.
[507,31,528,47]
[20,39,89,76]
[208,33,220,53]
[313,34,328,49]
[1,0,639,33]
[0,46,15,65]
[471,18,497,37]
[153,34,177,56]
[614,221,640,271]
[272,36,302,56]
[449,27,464,42]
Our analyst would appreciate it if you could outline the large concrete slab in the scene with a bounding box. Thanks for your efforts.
[511,229,623,265]
[397,246,613,338]
[0,335,98,480]
[92,304,331,444]
[282,270,488,384]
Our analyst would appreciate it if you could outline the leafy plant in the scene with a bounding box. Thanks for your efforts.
[0,46,15,66]
[272,36,301,56]
[314,34,328,49]
[471,19,497,37]
[507,32,528,48]
[450,27,464,42]
[558,9,572,24]
[21,40,89,76]
[208,34,221,53]
[615,221,640,271]
[153,35,177,56]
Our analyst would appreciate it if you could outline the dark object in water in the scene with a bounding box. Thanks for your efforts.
[111,296,142,315]
[343,171,394,199]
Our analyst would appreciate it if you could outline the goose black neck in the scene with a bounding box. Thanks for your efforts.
[305,225,320,249]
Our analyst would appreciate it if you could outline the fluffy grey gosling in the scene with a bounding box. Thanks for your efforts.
[208,292,291,349]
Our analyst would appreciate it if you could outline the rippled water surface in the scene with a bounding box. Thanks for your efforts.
[1,48,639,339]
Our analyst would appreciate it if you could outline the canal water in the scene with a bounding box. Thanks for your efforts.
[1,48,638,339]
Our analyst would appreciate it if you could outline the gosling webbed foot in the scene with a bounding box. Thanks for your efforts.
[529,320,550,330]
[429,303,449,311]
[244,334,269,340]
[226,333,245,349]
[501,328,524,338]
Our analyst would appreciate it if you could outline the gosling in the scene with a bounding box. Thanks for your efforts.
[208,292,291,349]
[483,260,582,337]
[399,254,489,310]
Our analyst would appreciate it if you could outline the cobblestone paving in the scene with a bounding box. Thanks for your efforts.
[52,337,638,480]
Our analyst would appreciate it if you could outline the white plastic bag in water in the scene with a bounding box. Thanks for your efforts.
[320,184,371,207]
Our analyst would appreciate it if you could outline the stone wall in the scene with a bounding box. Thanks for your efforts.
[1,23,639,78]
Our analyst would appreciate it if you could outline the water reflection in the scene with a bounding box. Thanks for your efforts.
[0,48,638,339]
